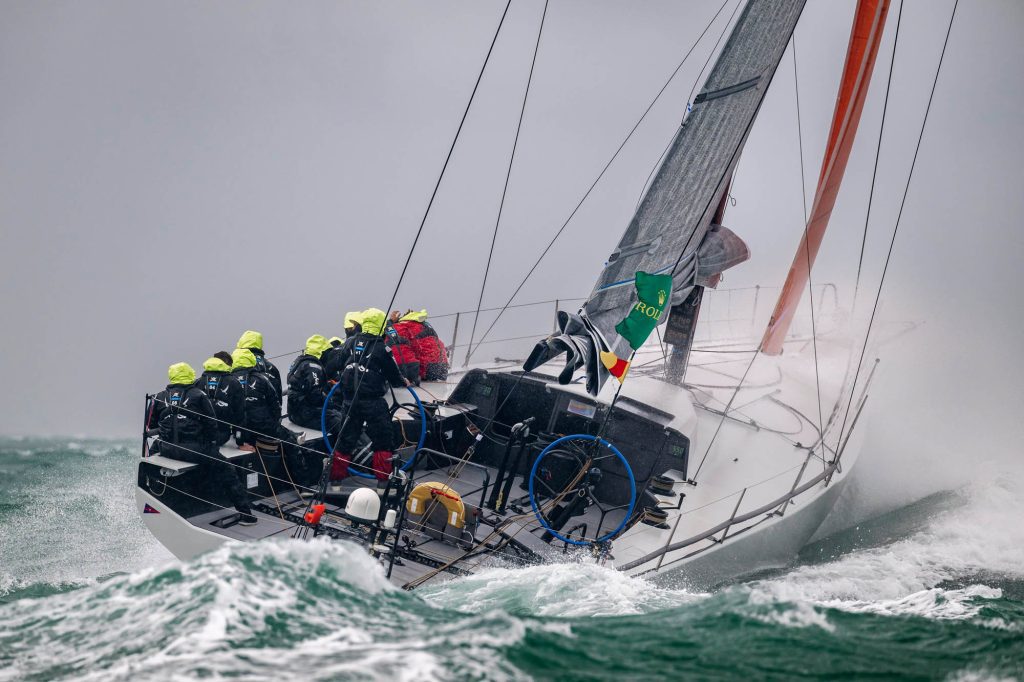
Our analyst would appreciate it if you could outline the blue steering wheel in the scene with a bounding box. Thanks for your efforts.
[528,434,636,546]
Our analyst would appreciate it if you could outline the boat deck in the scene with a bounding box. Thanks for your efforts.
[180,450,628,588]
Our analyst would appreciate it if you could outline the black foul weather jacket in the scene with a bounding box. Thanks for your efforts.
[148,383,218,446]
[249,348,283,402]
[336,333,405,402]
[286,354,328,428]
[231,367,281,435]
[322,346,346,383]
[197,370,235,445]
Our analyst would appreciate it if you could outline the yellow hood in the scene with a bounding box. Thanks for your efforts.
[168,362,196,385]
[343,311,363,331]
[400,309,428,323]
[237,330,264,351]
[202,357,231,373]
[328,336,343,346]
[304,334,331,359]
[360,308,386,336]
[231,348,257,369]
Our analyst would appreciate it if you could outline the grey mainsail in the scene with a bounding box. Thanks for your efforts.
[525,0,806,395]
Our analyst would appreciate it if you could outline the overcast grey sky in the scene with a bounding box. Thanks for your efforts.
[1,0,1021,508]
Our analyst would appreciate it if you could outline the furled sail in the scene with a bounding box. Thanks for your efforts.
[525,0,806,395]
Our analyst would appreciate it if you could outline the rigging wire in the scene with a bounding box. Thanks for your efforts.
[464,0,733,363]
[378,0,512,321]
[837,0,959,453]
[302,1,515,513]
[683,7,808,482]
[467,0,550,360]
[791,35,827,471]
[853,0,904,306]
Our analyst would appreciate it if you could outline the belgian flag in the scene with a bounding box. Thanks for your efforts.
[601,351,630,384]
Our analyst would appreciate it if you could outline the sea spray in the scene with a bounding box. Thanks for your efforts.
[0,438,171,599]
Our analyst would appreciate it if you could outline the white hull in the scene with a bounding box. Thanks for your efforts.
[137,487,229,561]
[138,462,854,588]
[646,472,848,589]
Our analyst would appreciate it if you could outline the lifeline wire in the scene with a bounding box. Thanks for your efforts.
[837,0,959,454]
[465,0,733,363]
[467,0,549,361]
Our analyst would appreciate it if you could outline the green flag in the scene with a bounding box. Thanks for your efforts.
[615,271,673,351]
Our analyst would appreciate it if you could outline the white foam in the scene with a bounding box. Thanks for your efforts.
[745,471,1024,620]
[946,670,1021,682]
[753,601,835,631]
[421,560,706,618]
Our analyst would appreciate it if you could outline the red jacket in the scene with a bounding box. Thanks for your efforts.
[391,320,448,380]
[388,322,419,367]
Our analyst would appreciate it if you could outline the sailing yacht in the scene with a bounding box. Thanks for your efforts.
[136,0,949,589]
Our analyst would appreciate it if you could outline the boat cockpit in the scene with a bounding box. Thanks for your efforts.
[138,366,689,587]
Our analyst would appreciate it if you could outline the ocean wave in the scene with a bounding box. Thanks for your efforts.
[0,439,172,597]
[738,471,1024,623]
[421,561,707,618]
[1,440,1022,680]
[0,539,536,682]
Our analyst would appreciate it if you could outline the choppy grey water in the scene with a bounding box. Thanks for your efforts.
[1,438,1021,681]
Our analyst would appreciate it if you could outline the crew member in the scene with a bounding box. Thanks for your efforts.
[320,335,344,383]
[328,308,407,484]
[212,350,234,367]
[325,312,362,382]
[397,309,450,381]
[286,334,330,429]
[148,362,255,524]
[197,354,234,445]
[230,348,281,447]
[386,315,421,386]
[344,311,363,339]
[236,330,283,400]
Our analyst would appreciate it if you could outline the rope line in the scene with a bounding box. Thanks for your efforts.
[467,0,549,360]
[677,6,810,483]
[378,0,512,320]
[853,0,903,305]
[144,436,318,493]
[837,0,959,453]
[150,479,296,529]
[300,6,514,513]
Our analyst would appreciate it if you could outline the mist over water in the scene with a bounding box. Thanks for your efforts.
[0,438,171,598]
[1,438,1022,680]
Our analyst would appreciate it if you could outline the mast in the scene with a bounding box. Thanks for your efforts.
[760,0,891,355]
